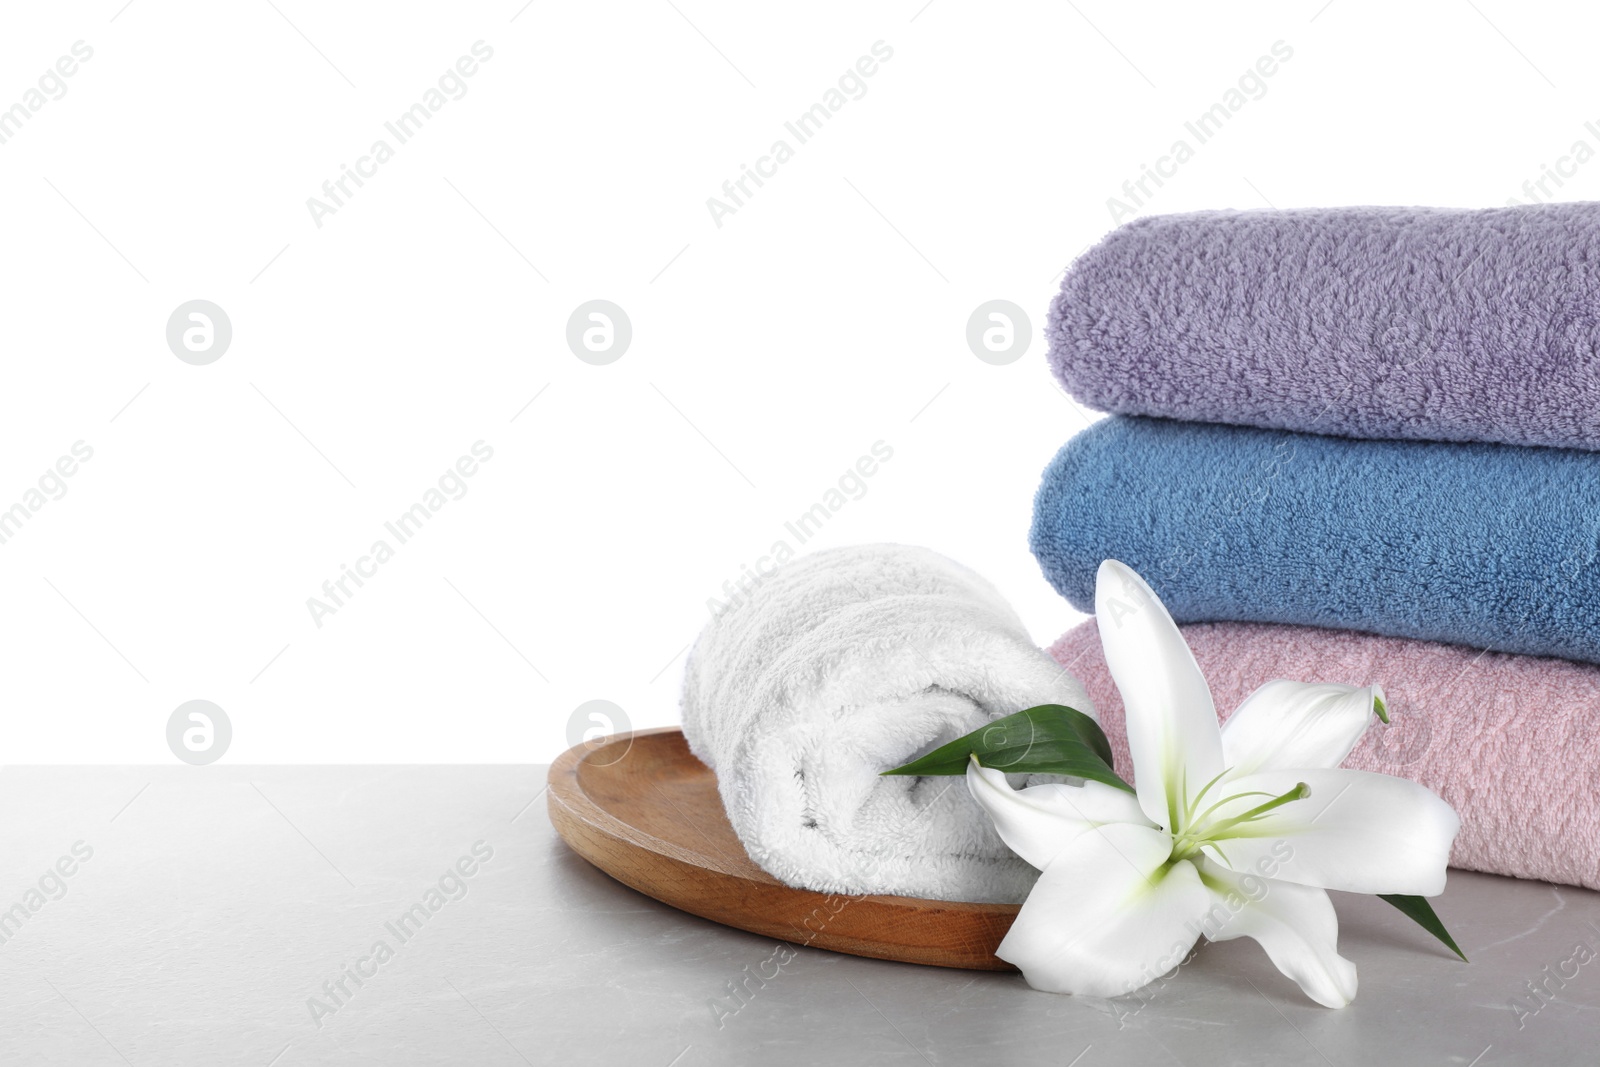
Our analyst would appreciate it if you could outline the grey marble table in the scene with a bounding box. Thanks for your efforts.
[0,765,1594,1066]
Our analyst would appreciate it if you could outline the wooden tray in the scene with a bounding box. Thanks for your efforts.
[547,727,1019,970]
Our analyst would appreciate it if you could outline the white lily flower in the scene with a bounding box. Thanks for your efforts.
[968,560,1460,1007]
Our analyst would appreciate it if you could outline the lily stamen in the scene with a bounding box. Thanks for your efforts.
[1184,788,1276,834]
[1183,766,1235,824]
[1170,782,1312,859]
[1210,781,1313,833]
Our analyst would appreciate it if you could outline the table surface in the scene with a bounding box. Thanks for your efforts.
[0,765,1594,1066]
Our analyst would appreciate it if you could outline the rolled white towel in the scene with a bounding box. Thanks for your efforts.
[681,543,1094,904]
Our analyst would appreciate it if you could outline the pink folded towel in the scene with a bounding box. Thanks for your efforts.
[1050,619,1600,890]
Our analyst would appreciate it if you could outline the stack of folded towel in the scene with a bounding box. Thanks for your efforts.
[1033,203,1600,891]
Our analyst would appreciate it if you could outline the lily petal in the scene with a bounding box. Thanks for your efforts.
[1221,681,1385,777]
[966,759,1151,870]
[997,822,1210,997]
[1202,768,1460,896]
[1094,560,1225,830]
[1196,857,1358,1009]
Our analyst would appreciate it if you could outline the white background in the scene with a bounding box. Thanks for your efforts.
[0,0,1591,762]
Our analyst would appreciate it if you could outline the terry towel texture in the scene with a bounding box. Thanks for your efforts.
[1051,619,1600,890]
[680,543,1093,904]
[1031,416,1600,663]
[1049,203,1600,451]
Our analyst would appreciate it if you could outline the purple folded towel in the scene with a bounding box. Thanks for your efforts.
[1049,203,1600,451]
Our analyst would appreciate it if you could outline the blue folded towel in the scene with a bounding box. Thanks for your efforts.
[1030,416,1600,663]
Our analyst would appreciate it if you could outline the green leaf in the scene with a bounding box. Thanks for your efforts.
[880,704,1134,794]
[1378,894,1467,961]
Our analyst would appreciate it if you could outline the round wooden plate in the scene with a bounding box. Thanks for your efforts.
[547,727,1019,971]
